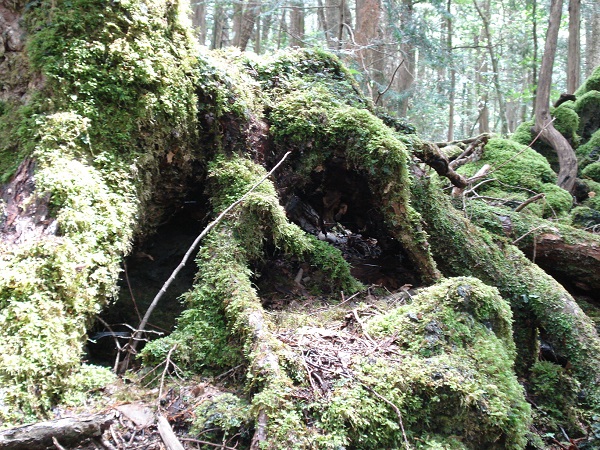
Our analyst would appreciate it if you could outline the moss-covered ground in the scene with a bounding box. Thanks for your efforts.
[1,1,600,449]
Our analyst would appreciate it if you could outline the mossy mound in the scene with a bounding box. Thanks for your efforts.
[552,102,580,145]
[457,138,572,217]
[0,0,200,422]
[575,65,600,96]
[582,160,600,182]
[574,90,600,142]
[363,278,530,449]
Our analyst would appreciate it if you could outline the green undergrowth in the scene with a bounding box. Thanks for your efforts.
[237,278,531,448]
[0,0,200,423]
[457,138,572,217]
[411,176,600,418]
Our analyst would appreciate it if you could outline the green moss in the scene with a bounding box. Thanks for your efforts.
[457,138,571,217]
[571,206,600,229]
[191,392,251,440]
[311,277,531,449]
[582,161,600,182]
[411,176,600,411]
[529,361,582,435]
[573,90,600,143]
[0,0,201,421]
[141,154,360,370]
[577,128,600,169]
[552,103,580,145]
[264,59,438,281]
[575,66,600,96]
[511,120,534,146]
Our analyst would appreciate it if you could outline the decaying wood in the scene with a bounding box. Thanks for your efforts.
[447,133,490,170]
[0,413,114,450]
[522,232,600,295]
[412,140,468,188]
[157,415,184,450]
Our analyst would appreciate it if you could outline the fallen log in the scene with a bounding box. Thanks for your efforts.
[0,413,114,450]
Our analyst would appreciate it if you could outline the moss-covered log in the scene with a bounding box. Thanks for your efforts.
[1,1,600,449]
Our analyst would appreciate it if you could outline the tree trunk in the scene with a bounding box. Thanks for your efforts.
[289,0,305,47]
[447,0,455,141]
[355,0,382,99]
[567,0,581,93]
[473,0,508,135]
[233,0,261,51]
[534,0,578,193]
[396,0,415,117]
[211,4,228,49]
[586,1,600,76]
[191,1,207,46]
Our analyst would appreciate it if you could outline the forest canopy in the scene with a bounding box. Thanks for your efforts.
[1,0,600,449]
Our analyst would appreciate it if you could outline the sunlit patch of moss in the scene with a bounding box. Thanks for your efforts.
[457,138,571,217]
[302,277,531,449]
[0,0,201,422]
[411,176,600,411]
[582,161,600,182]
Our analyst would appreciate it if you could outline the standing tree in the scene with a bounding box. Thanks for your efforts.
[533,0,578,193]
[567,0,581,93]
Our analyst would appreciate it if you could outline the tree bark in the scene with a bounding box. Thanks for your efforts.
[396,0,416,117]
[0,414,114,450]
[289,0,305,47]
[534,0,578,193]
[586,1,600,76]
[473,0,508,135]
[191,1,207,46]
[355,0,382,99]
[567,0,581,93]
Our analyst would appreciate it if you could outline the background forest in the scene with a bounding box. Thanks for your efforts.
[2,0,600,449]
[189,0,600,140]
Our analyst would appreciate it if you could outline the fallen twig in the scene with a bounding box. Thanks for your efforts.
[157,415,185,450]
[515,193,546,212]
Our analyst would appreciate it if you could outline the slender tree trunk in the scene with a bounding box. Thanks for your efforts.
[447,0,455,141]
[534,0,578,193]
[355,0,382,99]
[586,1,600,76]
[261,7,272,49]
[289,0,305,47]
[254,9,261,53]
[233,1,261,51]
[396,0,415,117]
[567,0,581,93]
[476,34,490,134]
[277,9,288,49]
[473,0,508,135]
[191,1,207,46]
[211,4,227,49]
[530,0,539,115]
[317,0,335,48]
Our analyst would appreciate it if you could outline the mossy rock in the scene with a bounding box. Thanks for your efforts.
[552,102,580,145]
[582,160,600,182]
[570,206,600,229]
[577,128,600,170]
[457,138,571,217]
[575,65,600,96]
[573,90,600,143]
[358,277,531,449]
[512,120,534,146]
